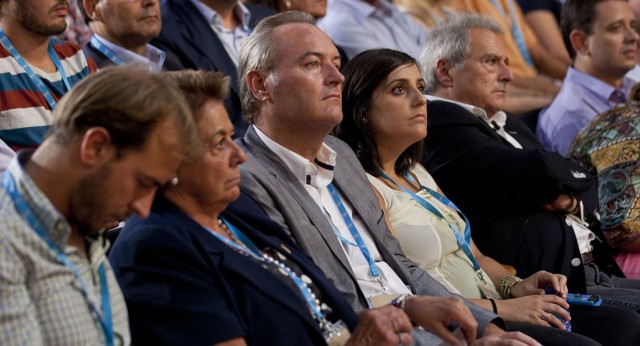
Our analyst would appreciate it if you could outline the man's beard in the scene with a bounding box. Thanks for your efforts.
[68,164,116,239]
[17,1,68,36]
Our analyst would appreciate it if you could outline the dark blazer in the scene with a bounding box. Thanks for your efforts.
[82,41,112,69]
[236,126,499,341]
[152,0,275,138]
[421,100,619,292]
[108,192,357,346]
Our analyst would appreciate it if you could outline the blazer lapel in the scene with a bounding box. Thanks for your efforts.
[164,200,323,334]
[331,157,417,292]
[215,244,322,333]
[241,128,359,283]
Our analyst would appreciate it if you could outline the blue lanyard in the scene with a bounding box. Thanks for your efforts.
[377,170,482,274]
[327,183,381,279]
[490,0,534,67]
[208,218,328,324]
[1,171,114,346]
[90,35,125,65]
[0,29,71,110]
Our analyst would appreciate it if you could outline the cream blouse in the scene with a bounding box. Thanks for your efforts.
[368,164,498,299]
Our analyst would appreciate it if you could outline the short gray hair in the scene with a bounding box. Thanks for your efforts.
[421,13,503,93]
[238,11,315,123]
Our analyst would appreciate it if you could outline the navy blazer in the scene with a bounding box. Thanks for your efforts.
[109,192,357,346]
[83,41,112,69]
[152,0,275,138]
[421,100,624,292]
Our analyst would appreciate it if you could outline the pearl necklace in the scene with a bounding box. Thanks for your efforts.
[213,218,349,342]
[215,219,324,324]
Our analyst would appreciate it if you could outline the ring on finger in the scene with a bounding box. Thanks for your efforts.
[397,331,403,345]
[391,319,398,332]
[541,312,549,321]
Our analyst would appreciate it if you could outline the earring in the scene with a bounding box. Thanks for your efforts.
[284,0,292,10]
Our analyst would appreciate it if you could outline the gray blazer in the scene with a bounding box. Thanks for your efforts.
[237,126,498,336]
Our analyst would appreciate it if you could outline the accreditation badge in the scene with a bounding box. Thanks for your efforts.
[324,320,350,346]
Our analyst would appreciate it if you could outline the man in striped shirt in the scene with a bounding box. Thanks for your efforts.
[0,0,96,153]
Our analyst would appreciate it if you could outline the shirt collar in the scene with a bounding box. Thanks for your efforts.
[426,94,508,127]
[5,151,70,249]
[339,0,393,20]
[93,34,165,71]
[253,125,337,189]
[190,0,252,31]
[566,67,636,104]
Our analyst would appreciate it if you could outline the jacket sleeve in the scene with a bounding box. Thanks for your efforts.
[109,224,245,345]
[423,114,594,217]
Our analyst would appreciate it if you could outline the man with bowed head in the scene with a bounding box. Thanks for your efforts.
[0,66,198,345]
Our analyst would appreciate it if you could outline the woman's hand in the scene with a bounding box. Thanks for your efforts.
[510,271,568,298]
[496,295,571,330]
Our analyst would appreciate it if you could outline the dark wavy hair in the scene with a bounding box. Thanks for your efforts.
[334,48,424,176]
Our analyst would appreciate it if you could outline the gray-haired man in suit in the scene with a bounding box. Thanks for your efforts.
[234,10,536,346]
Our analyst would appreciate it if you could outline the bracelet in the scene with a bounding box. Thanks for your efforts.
[390,293,413,310]
[498,275,523,299]
[488,298,498,314]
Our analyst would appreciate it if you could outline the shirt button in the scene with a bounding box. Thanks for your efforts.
[571,258,582,267]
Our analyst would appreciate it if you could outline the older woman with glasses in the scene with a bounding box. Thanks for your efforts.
[108,70,415,346]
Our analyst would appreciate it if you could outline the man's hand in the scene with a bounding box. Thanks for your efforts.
[511,271,568,298]
[403,296,478,346]
[347,305,413,345]
[543,194,577,214]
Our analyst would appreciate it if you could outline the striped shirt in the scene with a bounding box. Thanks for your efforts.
[0,152,130,346]
[0,40,96,151]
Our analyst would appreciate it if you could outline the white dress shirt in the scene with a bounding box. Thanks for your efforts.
[254,126,411,305]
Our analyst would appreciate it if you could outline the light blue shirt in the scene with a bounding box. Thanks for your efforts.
[189,0,251,66]
[537,67,637,156]
[626,64,640,82]
[317,0,428,61]
[93,34,165,72]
